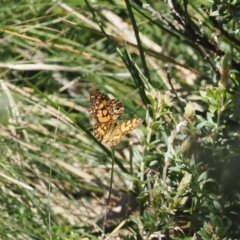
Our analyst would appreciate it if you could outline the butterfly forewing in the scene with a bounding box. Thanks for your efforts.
[107,99,124,121]
[89,91,124,123]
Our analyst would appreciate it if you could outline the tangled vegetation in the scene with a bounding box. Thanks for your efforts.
[1,0,240,239]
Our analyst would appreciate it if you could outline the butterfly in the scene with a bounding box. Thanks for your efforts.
[88,90,143,146]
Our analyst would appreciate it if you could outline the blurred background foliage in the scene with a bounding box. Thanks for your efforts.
[0,0,240,239]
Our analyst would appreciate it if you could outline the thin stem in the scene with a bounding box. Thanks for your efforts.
[125,0,150,82]
[102,147,115,240]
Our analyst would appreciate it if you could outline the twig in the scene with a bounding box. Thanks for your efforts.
[102,147,115,239]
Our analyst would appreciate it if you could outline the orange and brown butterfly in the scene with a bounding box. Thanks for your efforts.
[88,90,143,146]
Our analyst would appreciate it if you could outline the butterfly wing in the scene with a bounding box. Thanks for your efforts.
[107,99,124,121]
[88,90,124,123]
[105,118,143,146]
[93,122,113,143]
[88,90,110,121]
